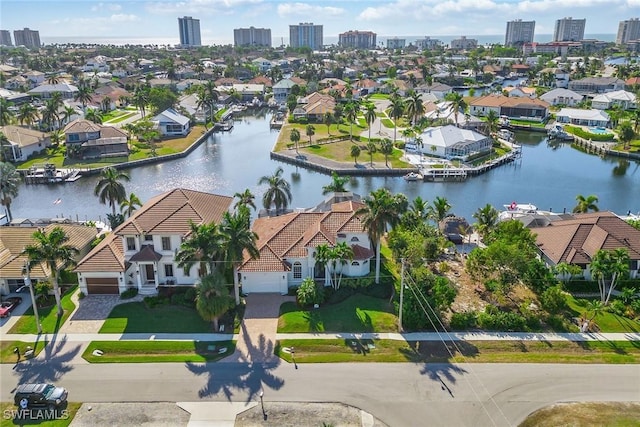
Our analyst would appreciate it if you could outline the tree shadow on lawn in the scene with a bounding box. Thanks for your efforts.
[300,303,376,333]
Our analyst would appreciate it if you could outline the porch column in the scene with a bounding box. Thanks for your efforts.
[153,263,159,288]
[135,263,142,289]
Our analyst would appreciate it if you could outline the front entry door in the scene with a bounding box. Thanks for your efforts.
[145,264,155,283]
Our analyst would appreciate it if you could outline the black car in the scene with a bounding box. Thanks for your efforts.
[14,384,68,410]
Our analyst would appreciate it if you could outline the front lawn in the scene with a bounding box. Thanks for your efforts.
[0,402,82,426]
[565,295,640,333]
[276,339,640,364]
[99,301,212,333]
[82,340,235,363]
[0,340,48,364]
[303,140,412,168]
[8,286,77,335]
[278,294,397,333]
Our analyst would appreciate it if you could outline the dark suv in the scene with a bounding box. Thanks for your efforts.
[14,384,68,410]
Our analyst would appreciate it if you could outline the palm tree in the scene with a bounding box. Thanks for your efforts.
[0,162,20,221]
[357,188,408,283]
[573,194,599,213]
[84,108,103,124]
[485,110,499,136]
[94,167,131,215]
[344,102,358,141]
[364,103,376,141]
[0,133,10,162]
[62,106,77,125]
[202,81,219,124]
[389,97,405,143]
[327,242,354,290]
[0,98,14,126]
[17,103,39,128]
[23,227,79,317]
[429,196,452,223]
[120,192,142,218]
[366,141,377,166]
[290,128,301,154]
[313,243,332,286]
[472,203,499,239]
[305,124,315,145]
[323,111,334,136]
[449,92,467,127]
[133,86,149,118]
[379,138,393,167]
[220,207,260,305]
[195,272,233,332]
[322,171,349,195]
[258,166,292,214]
[350,144,361,166]
[617,122,635,150]
[46,74,60,85]
[176,221,224,278]
[233,189,256,211]
[589,248,630,305]
[74,84,94,111]
[404,92,425,126]
[41,99,59,131]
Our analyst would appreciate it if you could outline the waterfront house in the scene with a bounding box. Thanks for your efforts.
[63,119,129,159]
[227,83,266,102]
[0,125,51,162]
[178,93,209,123]
[92,84,131,110]
[503,86,537,98]
[74,189,233,295]
[293,92,336,122]
[414,125,492,160]
[28,83,79,99]
[152,108,191,137]
[424,102,483,130]
[534,212,640,280]
[273,78,297,103]
[555,108,610,127]
[539,67,570,89]
[239,196,374,294]
[0,223,97,296]
[591,90,637,110]
[539,88,583,107]
[568,77,625,94]
[469,94,549,121]
[415,82,453,100]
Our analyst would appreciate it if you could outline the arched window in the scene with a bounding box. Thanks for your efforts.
[351,261,360,266]
[350,236,360,242]
[293,262,302,279]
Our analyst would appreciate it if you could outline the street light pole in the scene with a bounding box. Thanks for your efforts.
[22,262,42,335]
[259,390,266,420]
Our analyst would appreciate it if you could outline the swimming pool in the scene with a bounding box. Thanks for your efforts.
[588,127,612,135]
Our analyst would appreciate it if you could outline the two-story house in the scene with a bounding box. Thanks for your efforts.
[74,189,233,295]
[152,108,191,137]
[469,95,549,121]
[568,77,626,94]
[63,119,129,159]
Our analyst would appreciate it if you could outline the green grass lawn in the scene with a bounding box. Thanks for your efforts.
[0,340,48,364]
[303,140,411,168]
[508,119,546,128]
[380,118,395,128]
[276,339,640,364]
[367,94,390,100]
[277,294,397,333]
[82,340,235,363]
[565,295,640,333]
[8,286,77,335]
[99,301,212,333]
[104,111,137,124]
[0,402,82,426]
[520,402,640,427]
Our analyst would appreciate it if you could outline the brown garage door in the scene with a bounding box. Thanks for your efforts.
[86,277,119,294]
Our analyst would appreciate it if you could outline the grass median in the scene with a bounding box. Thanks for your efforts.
[82,340,235,363]
[275,339,640,364]
[8,286,77,335]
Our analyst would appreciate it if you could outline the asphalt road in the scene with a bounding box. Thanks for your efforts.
[2,359,639,427]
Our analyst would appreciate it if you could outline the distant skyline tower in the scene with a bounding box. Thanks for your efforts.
[178,16,201,47]
[616,18,640,44]
[553,17,586,42]
[234,27,271,47]
[13,27,40,48]
[0,30,12,46]
[505,19,535,46]
[289,22,323,50]
[338,30,377,49]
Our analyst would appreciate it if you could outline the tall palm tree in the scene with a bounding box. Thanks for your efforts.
[202,81,219,124]
[366,141,377,166]
[74,84,93,111]
[305,124,315,145]
[323,111,333,136]
[404,92,425,126]
[590,248,630,305]
[344,102,358,141]
[196,272,234,332]
[220,207,260,305]
[357,188,408,283]
[0,162,20,221]
[17,103,39,128]
[573,194,599,213]
[133,86,149,118]
[0,98,14,126]
[0,133,9,162]
[364,103,376,141]
[93,167,130,215]
[258,166,292,214]
[290,128,301,154]
[472,203,499,239]
[429,196,452,223]
[46,74,60,85]
[62,106,77,125]
[379,138,393,167]
[233,189,256,211]
[176,221,224,278]
[41,99,59,131]
[449,92,467,127]
[328,241,354,290]
[23,226,79,317]
[84,108,103,124]
[389,97,405,143]
[485,109,499,136]
[120,192,142,218]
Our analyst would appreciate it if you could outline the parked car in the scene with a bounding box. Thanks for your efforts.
[0,297,22,318]
[14,384,68,410]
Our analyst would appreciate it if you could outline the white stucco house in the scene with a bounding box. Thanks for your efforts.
[555,108,610,127]
[539,88,583,107]
[74,189,233,295]
[272,78,297,103]
[152,108,191,136]
[591,90,637,110]
[239,197,374,295]
[412,125,493,161]
[0,125,51,162]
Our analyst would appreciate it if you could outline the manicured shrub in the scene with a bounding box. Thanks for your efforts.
[143,295,169,308]
[361,281,393,299]
[120,288,139,300]
[296,277,324,306]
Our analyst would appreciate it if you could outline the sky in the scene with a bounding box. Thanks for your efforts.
[0,0,638,45]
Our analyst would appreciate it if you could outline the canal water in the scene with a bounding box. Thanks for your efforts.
[10,110,640,223]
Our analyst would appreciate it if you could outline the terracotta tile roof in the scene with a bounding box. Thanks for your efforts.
[352,244,374,260]
[0,224,97,279]
[534,212,640,265]
[116,189,232,237]
[129,244,163,262]
[63,119,102,133]
[74,233,124,273]
[470,94,549,109]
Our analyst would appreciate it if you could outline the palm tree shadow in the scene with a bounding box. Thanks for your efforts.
[185,323,284,403]
[303,311,323,332]
[13,334,81,386]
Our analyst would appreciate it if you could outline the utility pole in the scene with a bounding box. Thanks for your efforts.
[22,262,42,334]
[398,259,405,332]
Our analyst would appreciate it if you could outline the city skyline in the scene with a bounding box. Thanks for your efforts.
[0,0,637,46]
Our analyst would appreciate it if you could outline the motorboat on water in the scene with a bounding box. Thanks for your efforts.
[403,172,423,181]
[499,201,561,222]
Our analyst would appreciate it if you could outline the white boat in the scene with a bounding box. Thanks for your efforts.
[403,172,423,181]
[499,201,561,222]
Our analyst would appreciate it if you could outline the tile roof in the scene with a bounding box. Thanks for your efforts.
[469,94,549,109]
[534,212,640,265]
[74,233,124,273]
[0,126,50,148]
[64,119,102,134]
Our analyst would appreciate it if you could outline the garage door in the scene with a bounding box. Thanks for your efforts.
[86,278,119,294]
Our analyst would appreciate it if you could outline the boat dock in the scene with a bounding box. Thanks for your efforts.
[22,164,83,185]
[270,112,286,129]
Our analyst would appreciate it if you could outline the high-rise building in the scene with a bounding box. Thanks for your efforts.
[13,28,40,48]
[553,17,586,42]
[505,19,535,46]
[450,36,478,50]
[415,37,442,50]
[178,16,201,47]
[0,30,12,46]
[289,23,323,50]
[616,18,640,44]
[338,30,377,49]
[234,27,271,47]
[386,38,406,49]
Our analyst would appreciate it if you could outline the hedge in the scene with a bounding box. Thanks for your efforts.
[565,125,615,142]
